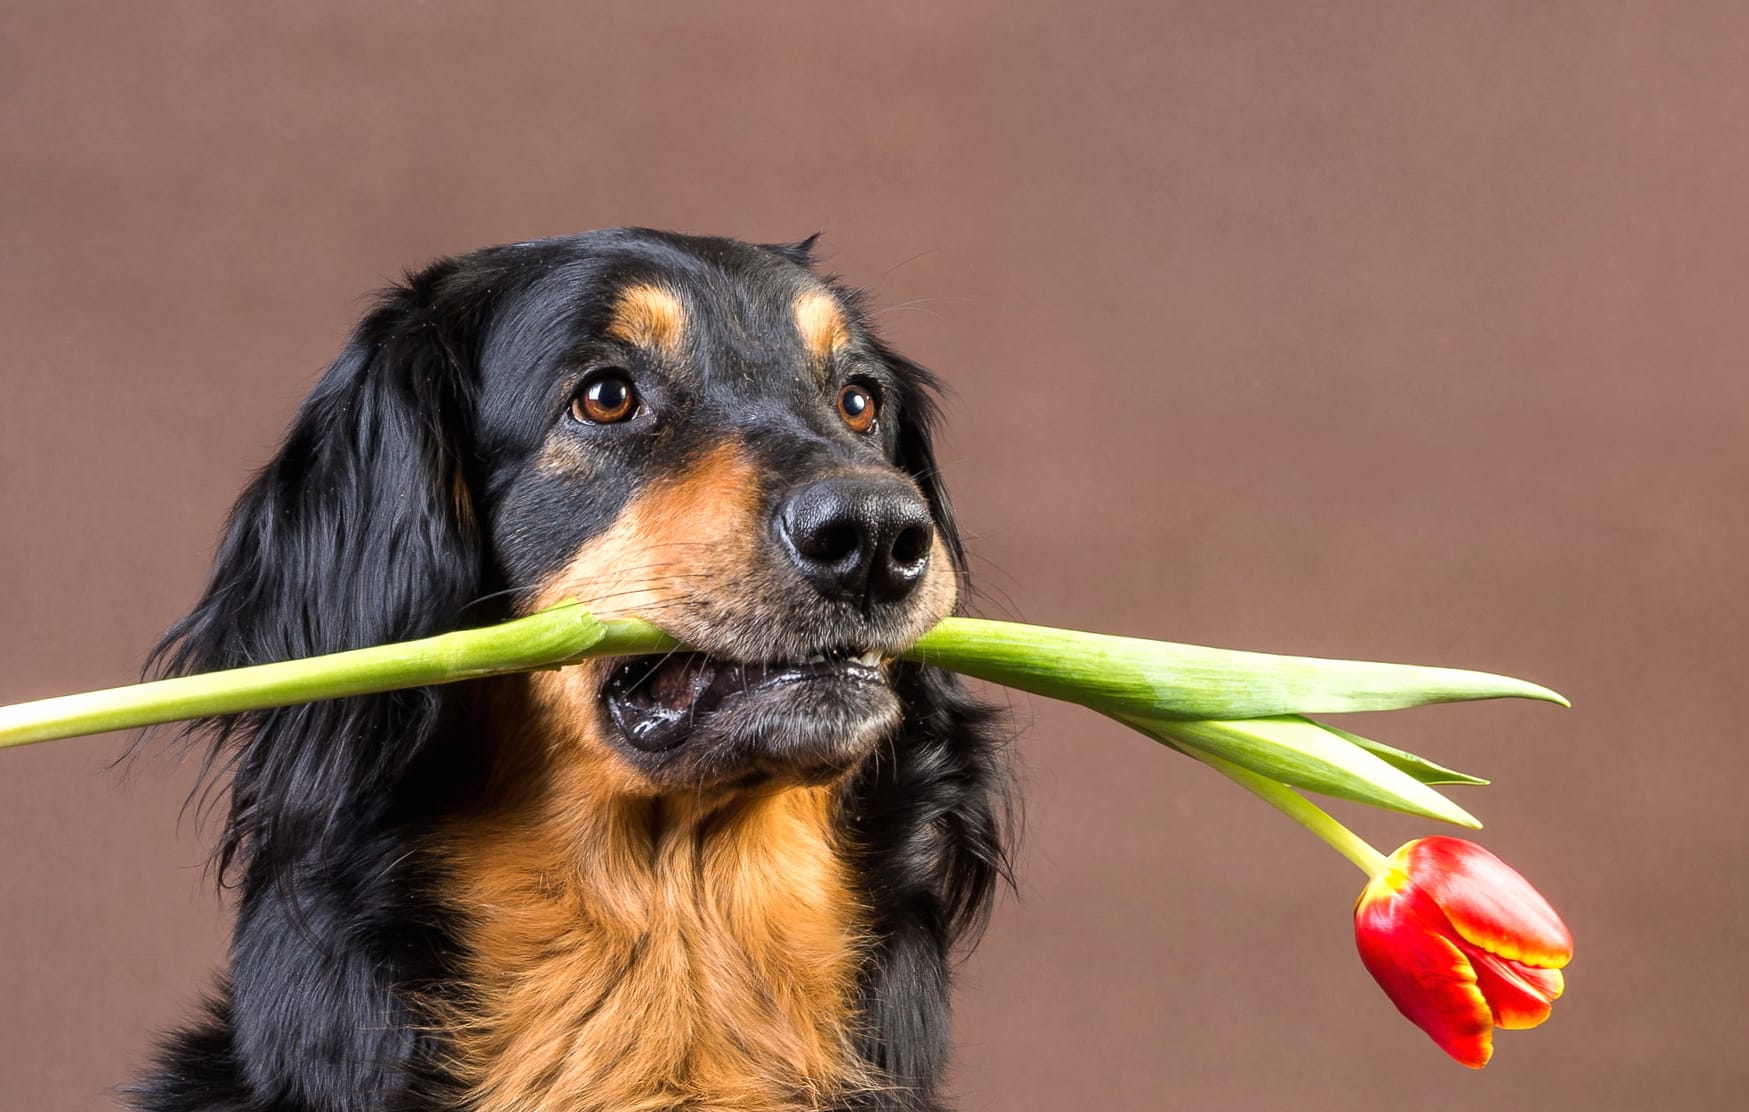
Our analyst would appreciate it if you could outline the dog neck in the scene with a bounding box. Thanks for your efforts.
[439,676,872,1112]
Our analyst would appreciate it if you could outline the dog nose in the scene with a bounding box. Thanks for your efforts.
[778,478,935,607]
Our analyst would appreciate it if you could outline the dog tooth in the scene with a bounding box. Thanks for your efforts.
[857,651,881,667]
[805,654,826,664]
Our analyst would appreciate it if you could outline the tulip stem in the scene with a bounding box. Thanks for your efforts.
[1187,747,1391,876]
[0,605,676,750]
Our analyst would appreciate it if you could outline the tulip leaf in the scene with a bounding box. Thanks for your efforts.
[1315,720,1489,786]
[1119,713,1483,828]
[906,617,1566,720]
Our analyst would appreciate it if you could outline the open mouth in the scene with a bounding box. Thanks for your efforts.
[603,648,894,768]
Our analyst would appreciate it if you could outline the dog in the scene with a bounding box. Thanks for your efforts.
[130,229,1009,1112]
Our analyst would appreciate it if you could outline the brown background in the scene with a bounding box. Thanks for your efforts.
[2,2,1744,1109]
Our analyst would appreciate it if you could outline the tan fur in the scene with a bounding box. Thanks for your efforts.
[451,467,478,542]
[607,283,688,357]
[526,441,768,634]
[441,443,893,1111]
[792,290,849,366]
[443,775,868,1112]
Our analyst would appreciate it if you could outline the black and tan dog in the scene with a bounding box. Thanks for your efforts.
[133,229,1008,1112]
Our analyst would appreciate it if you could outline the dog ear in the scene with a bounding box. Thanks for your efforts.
[759,233,823,268]
[149,262,486,878]
[846,345,1012,1095]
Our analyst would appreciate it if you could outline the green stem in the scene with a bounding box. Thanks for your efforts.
[0,604,680,750]
[1182,744,1391,877]
[592,617,686,657]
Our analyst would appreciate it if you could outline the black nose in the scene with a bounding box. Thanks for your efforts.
[777,478,935,608]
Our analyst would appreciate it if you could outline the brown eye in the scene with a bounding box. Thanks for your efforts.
[836,382,877,432]
[572,371,638,424]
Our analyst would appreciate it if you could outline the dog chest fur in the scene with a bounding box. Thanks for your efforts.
[442,748,870,1112]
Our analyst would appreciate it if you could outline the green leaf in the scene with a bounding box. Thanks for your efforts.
[1315,720,1489,786]
[905,617,1566,720]
[1119,713,1482,828]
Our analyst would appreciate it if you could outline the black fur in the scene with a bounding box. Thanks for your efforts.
[129,229,1008,1111]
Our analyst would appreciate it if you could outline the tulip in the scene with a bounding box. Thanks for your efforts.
[1355,836,1572,1068]
[1183,751,1571,1068]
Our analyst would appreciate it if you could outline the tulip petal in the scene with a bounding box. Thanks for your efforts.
[1356,882,1494,1068]
[1465,947,1565,1029]
[1405,838,1573,968]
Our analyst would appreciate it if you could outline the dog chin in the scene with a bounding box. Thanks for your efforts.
[601,651,902,788]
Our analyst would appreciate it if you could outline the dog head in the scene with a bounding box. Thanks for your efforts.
[479,233,960,791]
[156,229,968,864]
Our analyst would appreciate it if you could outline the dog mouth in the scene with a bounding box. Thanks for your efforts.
[601,647,898,777]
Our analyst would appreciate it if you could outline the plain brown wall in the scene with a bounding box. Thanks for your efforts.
[3,2,1744,1109]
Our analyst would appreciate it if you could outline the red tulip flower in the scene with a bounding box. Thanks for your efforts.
[1354,836,1573,1068]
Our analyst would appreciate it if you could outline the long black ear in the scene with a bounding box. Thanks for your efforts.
[150,262,486,879]
[845,338,1012,1099]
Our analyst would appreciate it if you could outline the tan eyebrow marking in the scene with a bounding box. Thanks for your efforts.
[792,289,849,365]
[605,283,686,356]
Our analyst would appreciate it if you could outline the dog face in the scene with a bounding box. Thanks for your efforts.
[435,230,961,791]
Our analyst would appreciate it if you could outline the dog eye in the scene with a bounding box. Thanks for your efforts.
[836,383,877,433]
[571,371,640,424]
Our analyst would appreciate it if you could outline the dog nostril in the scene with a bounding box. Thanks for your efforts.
[803,521,862,567]
[889,522,931,568]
